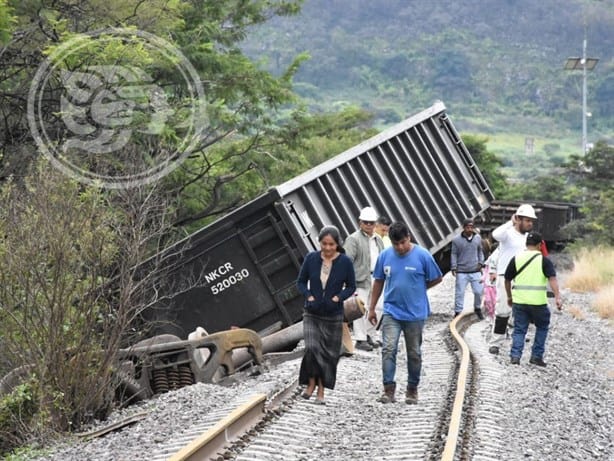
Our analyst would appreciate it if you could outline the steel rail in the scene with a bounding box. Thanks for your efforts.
[441,311,474,460]
[76,411,148,440]
[167,393,267,461]
[163,315,475,460]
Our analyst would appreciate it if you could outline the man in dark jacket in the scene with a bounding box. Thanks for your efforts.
[450,218,484,319]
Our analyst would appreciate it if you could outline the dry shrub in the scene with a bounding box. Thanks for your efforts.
[0,164,177,454]
[565,305,586,320]
[565,246,614,320]
[565,247,614,292]
[593,285,614,321]
[0,168,121,453]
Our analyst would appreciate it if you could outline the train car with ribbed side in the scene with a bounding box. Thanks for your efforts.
[143,101,494,339]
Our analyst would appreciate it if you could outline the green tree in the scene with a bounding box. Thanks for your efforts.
[590,188,614,246]
[505,175,570,202]
[432,48,474,101]
[0,0,305,224]
[594,63,614,120]
[174,105,376,231]
[462,134,507,199]
[0,0,14,44]
[564,140,614,245]
[566,140,614,191]
[137,0,310,225]
[0,2,313,451]
[0,0,192,179]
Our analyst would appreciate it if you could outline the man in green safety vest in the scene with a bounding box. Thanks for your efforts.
[504,231,563,367]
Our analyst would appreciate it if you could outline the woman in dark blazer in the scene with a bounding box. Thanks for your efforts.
[296,225,356,404]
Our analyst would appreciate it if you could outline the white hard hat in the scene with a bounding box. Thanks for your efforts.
[358,206,378,221]
[516,204,537,219]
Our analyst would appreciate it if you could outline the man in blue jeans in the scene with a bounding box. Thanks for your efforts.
[504,232,563,367]
[367,222,443,404]
[450,218,485,319]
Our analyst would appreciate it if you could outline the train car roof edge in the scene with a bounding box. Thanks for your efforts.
[274,100,447,197]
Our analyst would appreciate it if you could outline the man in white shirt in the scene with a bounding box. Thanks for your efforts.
[488,204,537,354]
[344,206,385,351]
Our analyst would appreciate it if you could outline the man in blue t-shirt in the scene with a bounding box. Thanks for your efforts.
[367,222,443,405]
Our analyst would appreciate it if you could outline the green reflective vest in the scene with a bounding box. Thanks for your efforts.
[511,250,547,305]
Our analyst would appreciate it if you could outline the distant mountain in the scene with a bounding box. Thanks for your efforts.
[242,0,613,150]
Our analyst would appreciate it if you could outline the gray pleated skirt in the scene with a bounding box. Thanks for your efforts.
[299,311,343,389]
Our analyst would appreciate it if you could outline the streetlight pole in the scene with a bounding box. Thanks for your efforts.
[581,35,588,154]
[564,28,599,155]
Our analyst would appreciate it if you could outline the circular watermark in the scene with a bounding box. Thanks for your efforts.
[27,28,205,189]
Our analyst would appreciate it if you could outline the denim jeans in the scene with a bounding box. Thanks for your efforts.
[454,272,483,313]
[510,304,551,359]
[380,314,425,389]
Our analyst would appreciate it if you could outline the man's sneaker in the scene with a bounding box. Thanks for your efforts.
[488,346,499,355]
[474,308,484,320]
[355,340,373,352]
[453,311,461,318]
[405,387,418,404]
[510,356,520,365]
[529,356,547,367]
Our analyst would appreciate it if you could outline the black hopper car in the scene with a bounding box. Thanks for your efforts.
[478,200,580,252]
[142,101,495,339]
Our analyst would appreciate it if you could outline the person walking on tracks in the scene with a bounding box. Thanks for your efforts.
[367,222,443,404]
[450,218,485,319]
[296,225,356,404]
[488,204,537,355]
[375,215,392,248]
[344,206,385,351]
[481,246,499,321]
[505,232,562,366]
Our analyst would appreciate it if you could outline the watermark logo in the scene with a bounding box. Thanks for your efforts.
[28,28,205,189]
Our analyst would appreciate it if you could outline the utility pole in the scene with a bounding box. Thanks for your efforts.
[564,26,599,155]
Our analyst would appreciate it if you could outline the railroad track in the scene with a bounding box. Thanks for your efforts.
[153,312,484,461]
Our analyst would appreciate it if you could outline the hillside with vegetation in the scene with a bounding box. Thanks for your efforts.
[0,2,612,457]
[241,0,613,178]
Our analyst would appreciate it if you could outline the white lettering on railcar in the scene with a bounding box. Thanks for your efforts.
[204,262,234,283]
[210,267,250,295]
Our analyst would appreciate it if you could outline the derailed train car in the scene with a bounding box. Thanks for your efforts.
[144,101,495,339]
[480,200,580,251]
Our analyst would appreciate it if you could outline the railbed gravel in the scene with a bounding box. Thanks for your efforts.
[25,268,612,461]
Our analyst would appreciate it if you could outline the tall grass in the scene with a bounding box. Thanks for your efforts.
[565,246,614,320]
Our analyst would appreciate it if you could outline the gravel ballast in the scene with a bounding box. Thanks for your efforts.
[24,271,612,461]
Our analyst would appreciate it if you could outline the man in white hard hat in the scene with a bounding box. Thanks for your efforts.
[488,203,537,355]
[344,206,385,351]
